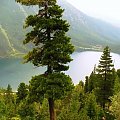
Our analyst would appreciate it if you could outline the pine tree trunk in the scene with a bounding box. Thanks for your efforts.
[48,98,55,120]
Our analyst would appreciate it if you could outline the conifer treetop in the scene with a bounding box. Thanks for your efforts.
[16,0,56,6]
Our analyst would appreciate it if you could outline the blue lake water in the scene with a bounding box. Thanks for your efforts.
[0,51,120,90]
[0,58,46,90]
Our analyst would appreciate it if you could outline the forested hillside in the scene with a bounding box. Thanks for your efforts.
[1,0,120,58]
[59,0,120,52]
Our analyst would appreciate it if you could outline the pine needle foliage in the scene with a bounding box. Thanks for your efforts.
[96,46,114,109]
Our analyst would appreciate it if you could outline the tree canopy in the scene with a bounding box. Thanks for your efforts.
[96,46,114,109]
[15,0,74,120]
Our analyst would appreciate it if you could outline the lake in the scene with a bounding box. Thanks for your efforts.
[0,58,46,91]
[0,51,120,90]
[66,51,120,84]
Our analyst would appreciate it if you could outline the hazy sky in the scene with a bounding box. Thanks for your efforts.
[66,0,120,25]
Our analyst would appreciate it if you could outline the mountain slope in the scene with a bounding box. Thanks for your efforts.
[0,0,120,57]
[0,0,37,57]
[58,0,120,52]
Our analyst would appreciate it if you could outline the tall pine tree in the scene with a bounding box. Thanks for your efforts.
[15,0,74,120]
[96,46,114,109]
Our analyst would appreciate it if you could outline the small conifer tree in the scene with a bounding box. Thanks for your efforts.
[96,46,114,109]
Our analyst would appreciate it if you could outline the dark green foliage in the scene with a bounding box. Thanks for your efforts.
[57,84,104,120]
[117,69,120,79]
[18,99,36,119]
[84,76,89,93]
[16,82,28,103]
[113,69,120,94]
[29,73,74,102]
[84,72,97,93]
[35,99,49,120]
[22,1,74,73]
[16,0,56,6]
[96,46,115,109]
[0,99,7,119]
[78,89,86,111]
[78,80,84,88]
[23,28,74,70]
[0,85,18,119]
[6,84,12,93]
[104,110,115,120]
[2,1,120,119]
[57,84,85,120]
[15,0,74,73]
[5,84,14,104]
[15,0,74,120]
[0,79,120,120]
[88,72,97,92]
[85,93,99,120]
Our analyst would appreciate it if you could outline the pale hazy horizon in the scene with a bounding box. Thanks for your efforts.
[66,0,120,26]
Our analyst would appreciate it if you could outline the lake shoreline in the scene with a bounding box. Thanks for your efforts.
[0,51,120,90]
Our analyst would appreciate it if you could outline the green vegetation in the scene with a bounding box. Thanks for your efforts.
[16,0,74,120]
[96,46,114,109]
[1,60,120,119]
[1,0,120,58]
[1,0,120,119]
